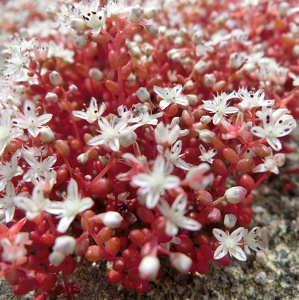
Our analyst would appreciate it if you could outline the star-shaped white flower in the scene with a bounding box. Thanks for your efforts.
[198,145,217,164]
[0,150,23,192]
[22,150,57,183]
[202,92,239,125]
[158,194,202,236]
[87,116,129,151]
[157,140,191,170]
[243,227,263,255]
[250,107,297,151]
[237,88,275,110]
[213,227,247,261]
[13,100,53,138]
[14,185,51,220]
[0,110,24,157]
[3,47,29,81]
[72,97,106,123]
[131,155,180,209]
[154,85,189,110]
[45,179,94,233]
[0,182,27,223]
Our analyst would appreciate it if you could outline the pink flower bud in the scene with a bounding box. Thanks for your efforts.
[224,186,247,204]
[274,153,285,167]
[170,253,192,273]
[138,256,160,279]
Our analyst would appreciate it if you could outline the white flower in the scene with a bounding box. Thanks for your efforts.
[87,116,129,151]
[237,88,275,110]
[81,3,107,34]
[213,227,247,261]
[158,140,191,170]
[158,194,201,236]
[250,107,297,151]
[0,182,27,223]
[153,85,189,110]
[14,185,50,220]
[202,92,239,125]
[13,101,53,138]
[46,179,94,233]
[0,110,24,157]
[72,97,106,123]
[243,227,263,255]
[3,47,29,81]
[252,150,285,174]
[198,145,217,164]
[22,151,57,183]
[0,150,23,192]
[131,155,180,209]
[155,119,188,146]
[184,163,213,190]
[106,0,130,17]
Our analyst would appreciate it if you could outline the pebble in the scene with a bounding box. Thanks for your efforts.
[254,272,267,286]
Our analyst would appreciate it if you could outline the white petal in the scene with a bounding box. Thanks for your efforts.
[214,245,228,260]
[213,228,228,242]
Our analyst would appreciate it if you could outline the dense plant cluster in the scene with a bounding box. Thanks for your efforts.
[0,0,298,298]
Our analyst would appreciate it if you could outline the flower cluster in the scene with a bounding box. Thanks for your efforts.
[0,0,298,298]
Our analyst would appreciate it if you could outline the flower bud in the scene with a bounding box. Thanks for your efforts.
[184,80,195,90]
[229,52,243,69]
[194,60,207,74]
[49,71,63,86]
[274,153,285,167]
[138,256,160,279]
[40,126,55,143]
[129,5,144,23]
[144,7,158,19]
[147,25,159,37]
[45,92,58,103]
[203,74,216,87]
[199,129,215,143]
[224,214,237,229]
[69,84,78,92]
[170,253,192,273]
[224,186,247,204]
[200,115,212,124]
[70,18,86,31]
[192,30,203,44]
[186,94,197,105]
[76,34,88,48]
[49,251,65,266]
[53,236,76,256]
[93,212,123,228]
[136,87,150,102]
[77,153,89,164]
[89,68,104,81]
[128,44,141,59]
